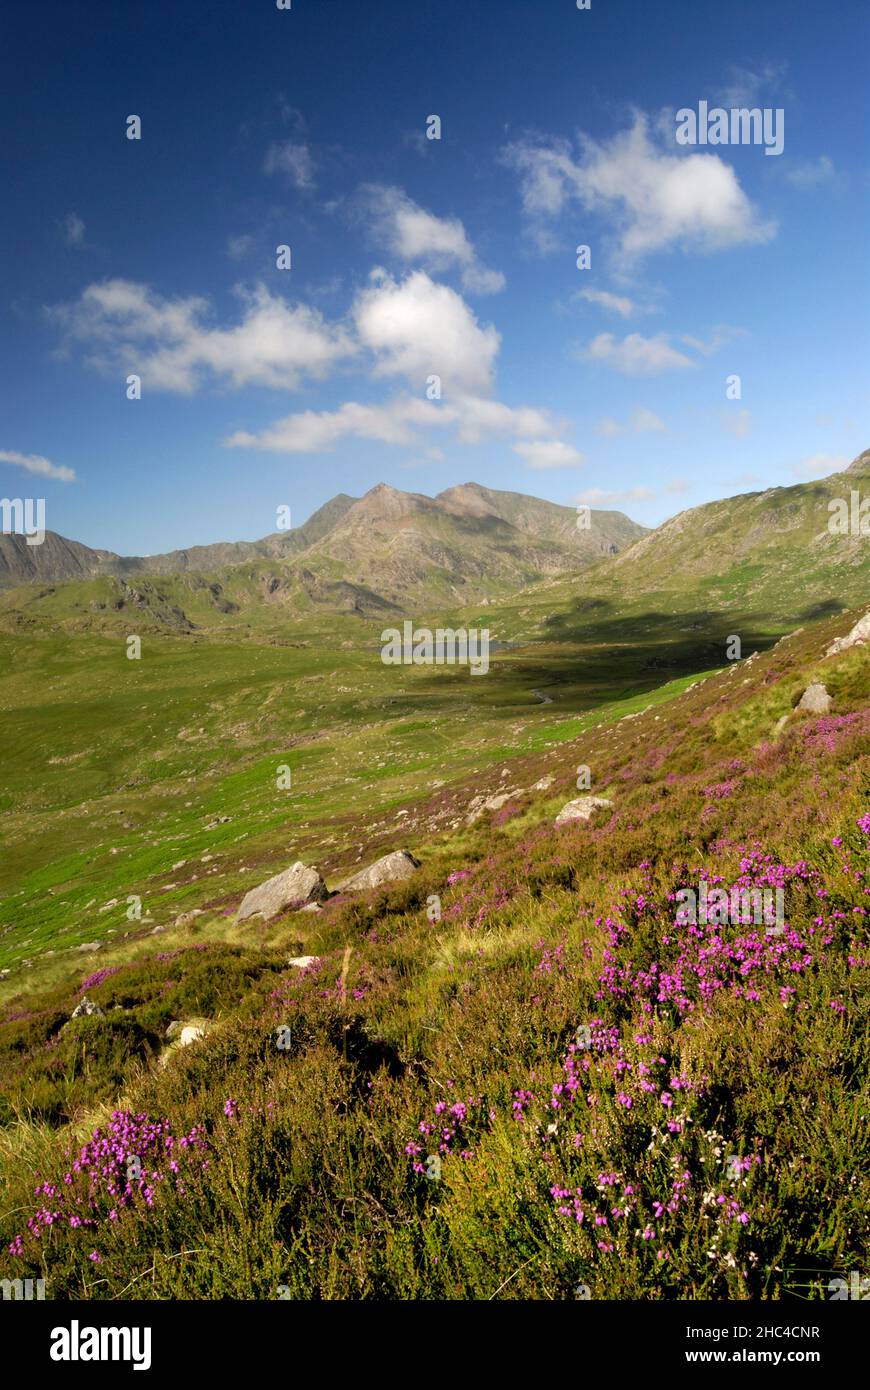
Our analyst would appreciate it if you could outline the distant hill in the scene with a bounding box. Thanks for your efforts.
[0,482,646,604]
[1,455,864,636]
[606,450,869,600]
[478,449,869,655]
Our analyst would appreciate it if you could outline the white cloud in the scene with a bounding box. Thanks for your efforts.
[226,392,560,454]
[595,417,624,437]
[577,477,687,506]
[513,440,586,470]
[577,287,638,318]
[631,407,667,433]
[263,141,315,189]
[577,485,655,505]
[716,61,789,109]
[504,115,774,261]
[226,397,444,453]
[361,186,505,294]
[452,396,557,443]
[503,136,578,218]
[584,332,694,375]
[0,448,75,482]
[50,268,573,467]
[791,453,848,480]
[353,268,500,394]
[49,279,355,393]
[226,234,255,259]
[784,156,840,190]
[681,325,746,356]
[62,213,85,247]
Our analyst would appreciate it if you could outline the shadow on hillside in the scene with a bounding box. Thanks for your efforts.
[798,599,846,622]
[407,600,828,715]
[499,605,784,705]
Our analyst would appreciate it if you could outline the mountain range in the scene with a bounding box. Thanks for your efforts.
[0,453,866,631]
[0,482,644,603]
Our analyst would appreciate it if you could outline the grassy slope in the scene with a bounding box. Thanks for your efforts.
[0,606,867,1299]
[0,606,724,972]
[477,458,870,647]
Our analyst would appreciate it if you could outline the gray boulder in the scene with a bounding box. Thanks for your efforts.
[554,796,614,826]
[797,682,832,714]
[826,612,870,657]
[340,850,420,893]
[237,862,328,921]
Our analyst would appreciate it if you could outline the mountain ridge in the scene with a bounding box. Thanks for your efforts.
[0,481,646,595]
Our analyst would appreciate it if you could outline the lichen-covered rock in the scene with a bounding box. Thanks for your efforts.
[237,862,328,921]
[340,850,420,893]
[554,796,613,826]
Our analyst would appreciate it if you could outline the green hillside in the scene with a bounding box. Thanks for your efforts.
[0,605,866,1299]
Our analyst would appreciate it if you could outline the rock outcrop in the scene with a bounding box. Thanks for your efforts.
[237,862,328,921]
[826,613,870,657]
[796,682,832,715]
[70,995,104,1019]
[340,850,420,892]
[554,796,614,826]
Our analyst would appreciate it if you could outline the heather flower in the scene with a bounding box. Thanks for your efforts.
[8,1111,209,1258]
[78,967,121,994]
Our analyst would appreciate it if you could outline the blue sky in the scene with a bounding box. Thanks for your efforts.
[1,0,867,554]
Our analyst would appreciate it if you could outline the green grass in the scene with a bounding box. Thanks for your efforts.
[0,606,866,1299]
[0,610,729,968]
